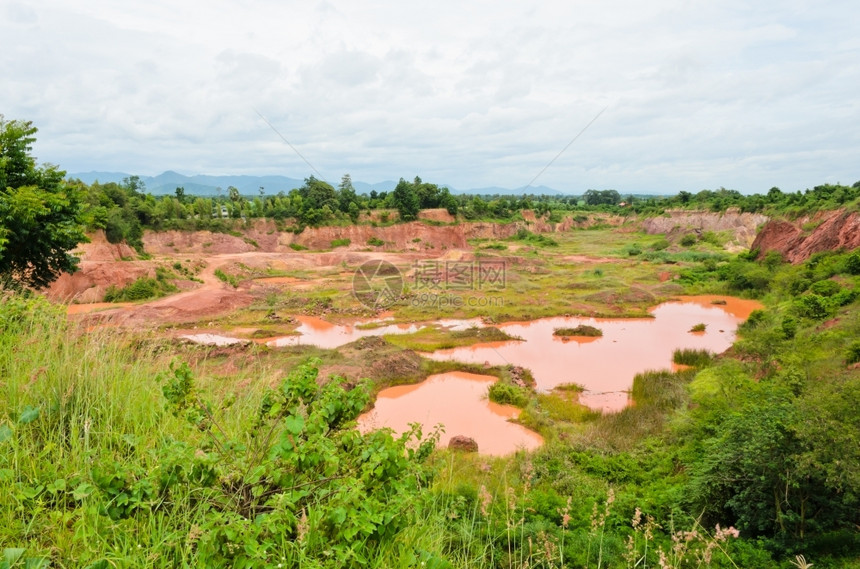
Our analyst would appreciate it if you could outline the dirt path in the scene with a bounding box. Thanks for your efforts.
[70,248,469,328]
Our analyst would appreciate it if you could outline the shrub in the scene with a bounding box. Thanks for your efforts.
[846,341,860,365]
[651,238,670,251]
[289,242,307,251]
[781,316,798,339]
[740,308,767,330]
[700,231,724,247]
[367,236,384,247]
[792,294,831,320]
[845,251,860,275]
[810,279,841,297]
[104,276,177,302]
[488,381,530,408]
[680,234,697,247]
[689,322,707,332]
[330,238,351,248]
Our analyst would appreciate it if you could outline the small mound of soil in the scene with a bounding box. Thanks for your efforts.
[448,435,479,452]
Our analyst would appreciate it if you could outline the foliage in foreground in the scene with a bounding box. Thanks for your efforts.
[0,298,439,567]
[0,116,88,289]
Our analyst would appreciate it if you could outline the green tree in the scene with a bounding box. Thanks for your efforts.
[392,178,419,221]
[337,173,358,213]
[0,116,88,289]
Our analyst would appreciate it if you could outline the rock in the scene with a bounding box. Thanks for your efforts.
[448,435,479,452]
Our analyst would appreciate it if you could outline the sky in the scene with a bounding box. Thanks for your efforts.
[2,0,858,194]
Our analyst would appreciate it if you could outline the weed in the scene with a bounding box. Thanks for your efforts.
[673,348,714,367]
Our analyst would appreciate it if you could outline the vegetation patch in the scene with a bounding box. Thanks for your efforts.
[104,273,177,302]
[689,322,707,332]
[384,325,517,351]
[367,236,385,247]
[553,324,603,337]
[214,268,240,288]
[511,228,559,247]
[487,381,530,408]
[672,347,714,367]
[330,238,351,248]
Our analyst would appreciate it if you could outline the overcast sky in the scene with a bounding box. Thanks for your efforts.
[2,0,858,194]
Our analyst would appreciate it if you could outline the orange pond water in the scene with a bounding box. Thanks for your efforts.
[264,316,431,349]
[177,296,759,454]
[357,371,544,456]
[422,295,761,412]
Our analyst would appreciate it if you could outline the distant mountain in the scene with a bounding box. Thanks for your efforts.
[68,171,568,196]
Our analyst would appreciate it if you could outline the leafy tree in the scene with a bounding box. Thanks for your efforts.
[583,189,621,206]
[0,116,88,289]
[392,178,419,221]
[337,173,358,212]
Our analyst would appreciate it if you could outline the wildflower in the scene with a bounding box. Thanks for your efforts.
[558,496,572,529]
[478,485,492,518]
[658,548,671,569]
[297,508,309,543]
[631,507,642,529]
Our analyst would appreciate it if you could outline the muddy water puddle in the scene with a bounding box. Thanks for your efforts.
[357,371,543,456]
[180,295,758,455]
[264,316,428,349]
[180,315,467,349]
[423,295,760,412]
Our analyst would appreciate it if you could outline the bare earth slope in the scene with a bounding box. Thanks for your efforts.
[751,209,860,262]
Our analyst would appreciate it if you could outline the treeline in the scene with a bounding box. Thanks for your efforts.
[72,172,860,251]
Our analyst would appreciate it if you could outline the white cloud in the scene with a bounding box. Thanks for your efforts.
[1,0,858,192]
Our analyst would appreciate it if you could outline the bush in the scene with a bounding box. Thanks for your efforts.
[781,316,798,339]
[847,341,860,365]
[810,279,841,297]
[680,234,697,247]
[689,322,707,332]
[722,261,772,292]
[289,242,307,251]
[367,236,384,247]
[739,308,767,331]
[488,381,530,407]
[104,276,176,302]
[792,294,831,320]
[845,251,860,275]
[330,238,351,248]
[651,238,670,251]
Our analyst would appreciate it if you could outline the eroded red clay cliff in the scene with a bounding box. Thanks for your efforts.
[751,210,860,263]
